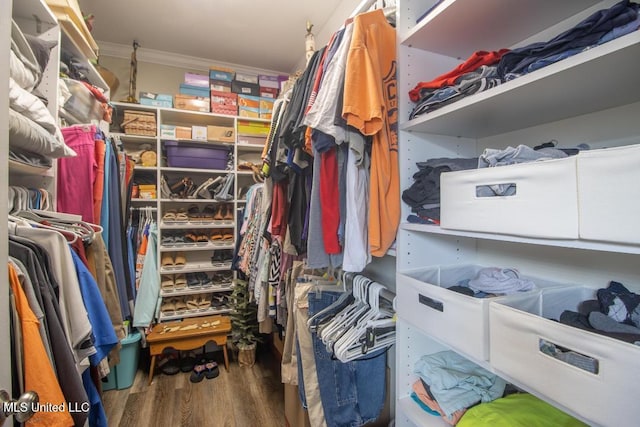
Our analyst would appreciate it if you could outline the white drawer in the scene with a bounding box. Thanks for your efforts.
[441,156,579,239]
[490,286,640,427]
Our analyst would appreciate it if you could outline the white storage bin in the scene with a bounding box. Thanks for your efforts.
[490,286,640,426]
[440,157,579,239]
[396,264,566,362]
[577,143,640,245]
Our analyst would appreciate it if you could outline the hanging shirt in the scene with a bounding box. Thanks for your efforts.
[343,9,399,257]
[133,223,159,328]
[9,264,74,427]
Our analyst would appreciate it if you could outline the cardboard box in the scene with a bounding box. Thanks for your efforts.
[232,80,259,96]
[210,79,232,93]
[237,119,270,136]
[259,113,272,121]
[175,126,192,139]
[238,95,260,109]
[258,74,280,89]
[184,72,210,88]
[235,72,258,84]
[260,97,274,113]
[207,125,235,143]
[160,124,176,139]
[260,87,279,98]
[209,66,235,82]
[210,90,237,107]
[238,135,266,145]
[239,107,260,118]
[174,94,210,113]
[139,92,173,108]
[179,83,210,98]
[192,125,208,141]
[138,185,157,199]
[210,104,237,116]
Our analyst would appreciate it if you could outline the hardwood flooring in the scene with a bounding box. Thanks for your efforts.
[103,345,285,427]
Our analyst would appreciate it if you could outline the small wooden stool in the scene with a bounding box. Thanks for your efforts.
[146,315,231,385]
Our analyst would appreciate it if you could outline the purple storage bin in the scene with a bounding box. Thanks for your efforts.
[165,141,229,170]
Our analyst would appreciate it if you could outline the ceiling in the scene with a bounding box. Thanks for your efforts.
[78,0,365,73]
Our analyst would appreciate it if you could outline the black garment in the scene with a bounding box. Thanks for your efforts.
[497,0,640,78]
[9,236,90,427]
[559,310,640,344]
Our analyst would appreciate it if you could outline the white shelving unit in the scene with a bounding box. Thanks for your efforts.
[113,101,269,322]
[395,1,640,426]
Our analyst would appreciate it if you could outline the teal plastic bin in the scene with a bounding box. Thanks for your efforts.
[102,331,142,391]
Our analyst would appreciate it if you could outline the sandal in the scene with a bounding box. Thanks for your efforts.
[189,363,206,383]
[196,234,209,245]
[174,252,187,268]
[160,298,176,315]
[186,295,199,311]
[174,273,187,290]
[223,204,234,221]
[187,204,202,222]
[204,361,219,379]
[210,230,223,243]
[184,232,198,245]
[161,252,175,268]
[161,234,175,246]
[175,208,189,222]
[202,204,217,221]
[180,351,198,373]
[161,275,175,292]
[158,349,180,375]
[198,294,212,311]
[174,297,187,314]
[198,272,212,288]
[222,229,234,242]
[162,209,177,222]
[213,204,224,221]
[186,273,202,289]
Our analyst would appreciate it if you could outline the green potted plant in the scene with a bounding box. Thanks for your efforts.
[230,277,260,367]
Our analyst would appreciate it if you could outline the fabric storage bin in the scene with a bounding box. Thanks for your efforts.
[490,286,640,426]
[165,140,230,169]
[102,331,141,390]
[397,264,566,362]
[440,157,579,239]
[577,143,640,245]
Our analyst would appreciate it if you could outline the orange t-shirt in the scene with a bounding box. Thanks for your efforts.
[343,9,399,257]
[9,264,74,427]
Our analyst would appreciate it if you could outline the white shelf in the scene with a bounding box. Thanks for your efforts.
[159,198,230,204]
[160,166,231,174]
[160,221,234,229]
[160,137,234,148]
[160,264,232,275]
[160,284,234,298]
[401,32,640,138]
[402,0,601,57]
[133,166,157,172]
[8,160,54,177]
[131,198,157,203]
[400,223,640,255]
[159,307,232,322]
[159,243,234,252]
[236,143,265,151]
[113,133,157,144]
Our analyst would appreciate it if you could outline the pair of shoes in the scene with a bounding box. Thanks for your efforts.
[212,271,233,286]
[158,349,180,375]
[212,204,234,221]
[190,360,219,382]
[161,274,186,292]
[161,252,187,269]
[210,229,234,244]
[162,208,189,223]
[192,176,224,199]
[170,177,195,199]
[211,250,233,266]
[212,173,234,201]
[180,351,198,373]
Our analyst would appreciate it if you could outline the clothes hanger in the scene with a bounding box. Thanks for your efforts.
[10,213,79,244]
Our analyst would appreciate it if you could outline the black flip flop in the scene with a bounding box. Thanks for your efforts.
[158,350,180,375]
[204,361,219,379]
[190,363,206,383]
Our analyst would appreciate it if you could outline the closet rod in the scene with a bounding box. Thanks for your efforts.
[349,0,377,18]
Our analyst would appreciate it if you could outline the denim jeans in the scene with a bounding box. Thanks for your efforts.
[308,291,387,427]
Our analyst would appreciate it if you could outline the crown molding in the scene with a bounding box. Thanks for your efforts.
[97,41,288,76]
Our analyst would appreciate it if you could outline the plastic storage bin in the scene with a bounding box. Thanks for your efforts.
[165,141,230,170]
[489,286,640,426]
[102,331,142,391]
[396,264,568,362]
[440,156,579,239]
[577,143,640,245]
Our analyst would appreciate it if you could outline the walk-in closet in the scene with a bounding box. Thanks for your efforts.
[4,0,640,426]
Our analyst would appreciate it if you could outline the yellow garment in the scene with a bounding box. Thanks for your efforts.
[343,9,399,257]
[9,264,73,427]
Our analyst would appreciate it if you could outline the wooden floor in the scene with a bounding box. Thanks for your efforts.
[103,345,285,427]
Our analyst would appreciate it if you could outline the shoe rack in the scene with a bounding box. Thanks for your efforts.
[112,102,268,322]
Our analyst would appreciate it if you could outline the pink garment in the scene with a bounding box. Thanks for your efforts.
[57,125,97,223]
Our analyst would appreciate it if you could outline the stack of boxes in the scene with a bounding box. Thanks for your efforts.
[210,66,237,116]
[175,72,210,112]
